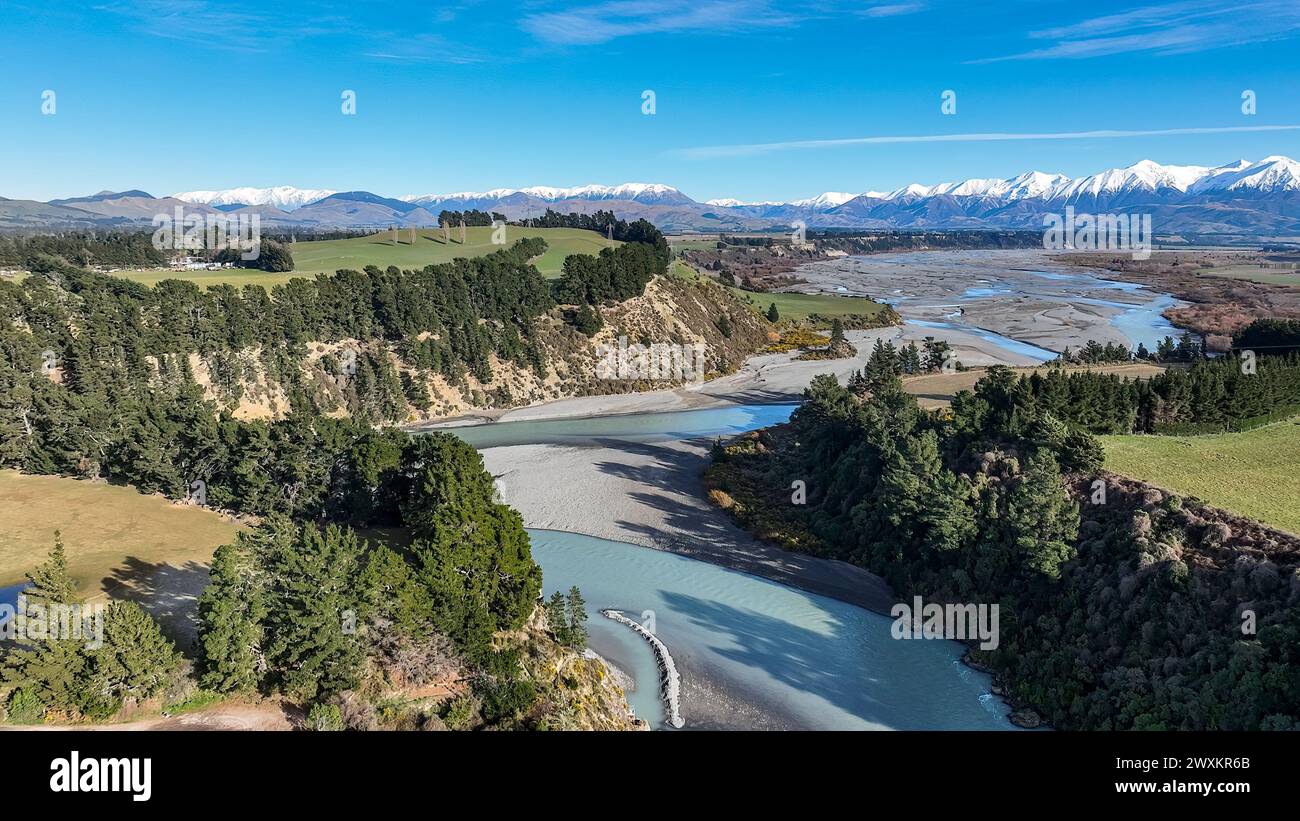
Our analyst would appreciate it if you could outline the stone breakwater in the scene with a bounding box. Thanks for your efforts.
[601,608,684,728]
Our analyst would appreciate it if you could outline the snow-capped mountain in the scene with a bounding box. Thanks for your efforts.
[709,157,1300,212]
[691,157,1300,234]
[1003,171,1072,201]
[402,183,692,207]
[1189,156,1300,194]
[172,186,337,211]
[11,157,1300,233]
[791,192,860,208]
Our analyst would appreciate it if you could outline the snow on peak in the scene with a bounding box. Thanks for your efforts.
[1004,171,1071,200]
[698,157,1296,210]
[888,182,938,199]
[403,183,684,204]
[790,192,858,208]
[171,186,336,211]
[931,178,1012,198]
[705,192,862,209]
[172,158,1300,217]
[1124,160,1212,191]
[1187,156,1300,194]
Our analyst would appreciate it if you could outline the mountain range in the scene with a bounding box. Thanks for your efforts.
[6,157,1300,236]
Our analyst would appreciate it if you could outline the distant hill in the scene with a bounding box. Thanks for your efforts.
[8,157,1300,235]
[49,189,155,204]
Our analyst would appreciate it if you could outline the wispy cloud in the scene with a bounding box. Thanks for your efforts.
[859,2,925,18]
[520,0,802,45]
[94,0,274,51]
[974,0,1300,62]
[360,33,486,64]
[95,0,486,61]
[673,124,1300,159]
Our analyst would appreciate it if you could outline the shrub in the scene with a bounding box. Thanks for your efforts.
[307,702,344,731]
[708,488,736,509]
[441,693,479,731]
[164,689,224,715]
[6,688,46,725]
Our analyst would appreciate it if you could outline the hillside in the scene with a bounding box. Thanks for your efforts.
[106,227,620,287]
[180,273,772,423]
[290,226,619,279]
[1101,419,1300,534]
[0,228,786,427]
[0,471,641,731]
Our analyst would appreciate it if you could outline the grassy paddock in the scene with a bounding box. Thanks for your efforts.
[106,268,303,289]
[0,471,240,598]
[1197,266,1300,286]
[1100,418,1300,535]
[903,363,1165,409]
[107,227,619,287]
[726,286,889,322]
[291,226,618,279]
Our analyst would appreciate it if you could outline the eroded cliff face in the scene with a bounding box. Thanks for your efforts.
[184,274,772,424]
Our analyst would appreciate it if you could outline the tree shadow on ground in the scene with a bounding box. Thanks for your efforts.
[587,436,894,610]
[101,558,210,652]
[656,588,900,730]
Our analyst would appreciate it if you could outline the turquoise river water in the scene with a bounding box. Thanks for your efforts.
[447,405,1014,730]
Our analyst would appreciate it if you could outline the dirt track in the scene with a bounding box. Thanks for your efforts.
[2,701,298,732]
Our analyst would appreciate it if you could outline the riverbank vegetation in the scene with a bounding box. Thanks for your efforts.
[1060,250,1300,351]
[987,351,1300,435]
[1,425,638,729]
[1,220,749,428]
[0,226,679,730]
[2,538,184,722]
[706,358,1300,730]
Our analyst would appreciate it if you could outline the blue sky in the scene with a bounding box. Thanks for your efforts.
[3,0,1299,202]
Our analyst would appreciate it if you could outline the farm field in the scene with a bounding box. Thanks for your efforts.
[905,362,1166,409]
[107,267,304,289]
[1100,418,1300,535]
[0,471,241,639]
[726,285,890,321]
[108,226,619,287]
[1197,265,1300,286]
[291,226,619,279]
[667,236,722,252]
